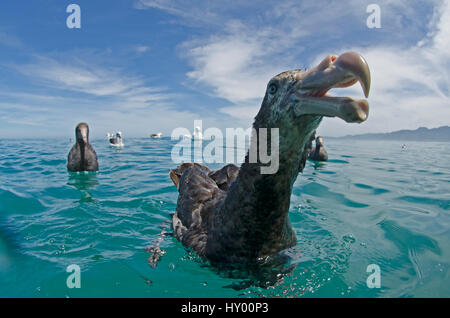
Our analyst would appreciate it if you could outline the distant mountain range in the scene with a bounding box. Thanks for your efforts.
[328,126,450,142]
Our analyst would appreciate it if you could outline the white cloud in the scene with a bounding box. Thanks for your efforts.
[145,0,449,136]
[134,45,150,54]
[0,88,224,139]
[3,1,449,138]
[13,56,166,100]
[185,30,282,104]
[1,53,208,137]
[134,0,261,26]
[317,0,450,136]
[1,52,233,138]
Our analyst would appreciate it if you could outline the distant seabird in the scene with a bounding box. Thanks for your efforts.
[108,131,124,147]
[308,136,328,161]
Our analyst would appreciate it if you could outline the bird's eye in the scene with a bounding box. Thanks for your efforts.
[268,84,277,95]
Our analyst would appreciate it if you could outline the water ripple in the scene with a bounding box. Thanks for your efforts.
[0,138,449,297]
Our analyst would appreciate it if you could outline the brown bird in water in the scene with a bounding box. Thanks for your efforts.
[308,136,328,161]
[67,123,99,172]
[170,52,371,265]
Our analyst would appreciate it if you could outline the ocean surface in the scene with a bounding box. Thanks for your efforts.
[0,137,449,298]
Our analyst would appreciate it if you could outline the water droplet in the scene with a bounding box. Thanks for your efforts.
[343,234,356,244]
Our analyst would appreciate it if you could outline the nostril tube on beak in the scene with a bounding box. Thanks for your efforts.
[316,54,338,71]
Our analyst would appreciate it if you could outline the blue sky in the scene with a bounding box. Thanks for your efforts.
[0,0,448,138]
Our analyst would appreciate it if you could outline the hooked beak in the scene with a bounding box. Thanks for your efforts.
[292,52,371,123]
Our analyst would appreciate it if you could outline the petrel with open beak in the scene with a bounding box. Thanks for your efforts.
[169,52,371,265]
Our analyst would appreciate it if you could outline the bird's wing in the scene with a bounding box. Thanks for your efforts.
[169,163,225,255]
[208,164,240,191]
[170,163,239,191]
[67,145,77,171]
[86,144,99,171]
[169,163,211,190]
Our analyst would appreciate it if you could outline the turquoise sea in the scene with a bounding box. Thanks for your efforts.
[0,137,449,298]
